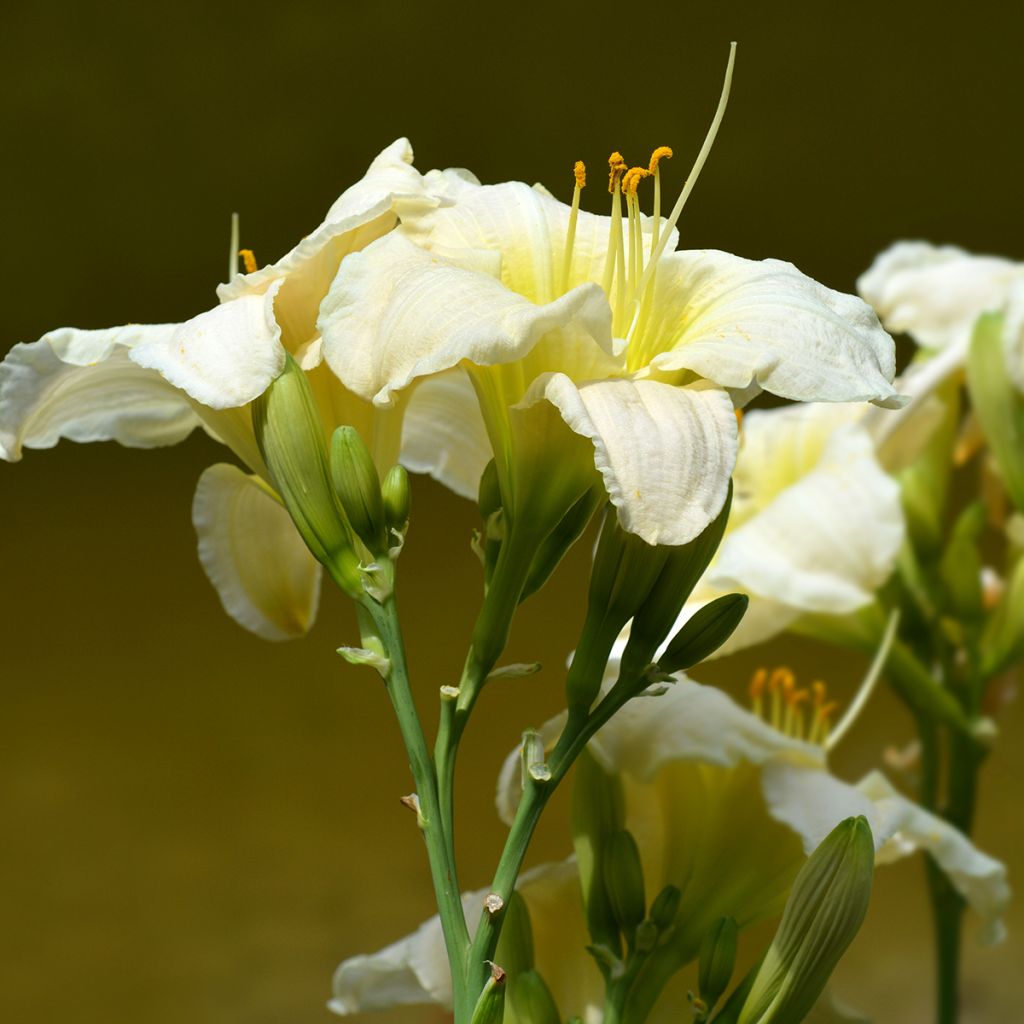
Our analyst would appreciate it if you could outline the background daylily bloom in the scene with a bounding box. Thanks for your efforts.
[318,165,901,547]
[332,680,1007,1021]
[858,241,1024,391]
[0,139,463,639]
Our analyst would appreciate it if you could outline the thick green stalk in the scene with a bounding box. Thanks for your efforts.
[464,678,643,1001]
[365,597,472,1017]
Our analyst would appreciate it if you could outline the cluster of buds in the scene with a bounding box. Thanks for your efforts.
[252,355,411,604]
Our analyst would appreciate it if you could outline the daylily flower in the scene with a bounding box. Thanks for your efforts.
[331,678,1008,1022]
[685,401,905,655]
[0,140,466,639]
[318,57,901,549]
[858,241,1024,390]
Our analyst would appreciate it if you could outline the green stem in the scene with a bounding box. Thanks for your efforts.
[464,677,644,1001]
[365,597,472,1017]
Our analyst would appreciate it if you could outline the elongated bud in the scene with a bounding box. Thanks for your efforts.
[252,355,360,592]
[603,829,646,938]
[479,458,502,519]
[470,963,506,1024]
[381,464,411,533]
[649,884,682,930]
[507,968,561,1024]
[621,483,733,674]
[495,890,535,976]
[658,593,749,674]
[982,554,1024,676]
[572,751,625,952]
[967,312,1024,513]
[330,426,386,552]
[940,504,985,622]
[699,916,738,1010]
[737,817,875,1024]
[521,486,603,601]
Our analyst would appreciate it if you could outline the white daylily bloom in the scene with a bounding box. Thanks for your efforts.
[333,680,1008,1020]
[319,141,900,546]
[858,241,1024,391]
[0,140,457,639]
[607,400,904,661]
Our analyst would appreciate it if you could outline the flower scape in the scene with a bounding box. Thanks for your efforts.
[2,44,1018,1024]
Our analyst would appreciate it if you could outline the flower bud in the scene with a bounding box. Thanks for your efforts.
[658,593,749,674]
[737,816,875,1024]
[603,829,646,939]
[619,483,732,677]
[507,968,561,1024]
[252,355,360,593]
[496,890,535,976]
[330,425,386,552]
[478,458,502,520]
[982,554,1024,677]
[649,884,682,931]
[967,312,1024,514]
[698,916,738,1011]
[572,751,625,952]
[521,486,603,601]
[939,505,985,622]
[469,963,506,1024]
[381,464,411,535]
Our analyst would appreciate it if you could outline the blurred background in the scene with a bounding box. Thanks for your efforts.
[2,1,1022,1020]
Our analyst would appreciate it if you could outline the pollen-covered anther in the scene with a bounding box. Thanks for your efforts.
[239,248,258,273]
[608,151,628,192]
[574,160,587,189]
[622,166,651,197]
[749,667,768,718]
[648,145,674,174]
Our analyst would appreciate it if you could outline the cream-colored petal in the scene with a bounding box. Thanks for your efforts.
[857,241,1020,350]
[319,232,613,406]
[857,771,1010,944]
[540,375,738,546]
[132,283,285,409]
[192,463,321,641]
[219,139,449,350]
[643,250,902,407]
[328,930,433,1014]
[0,325,200,461]
[401,369,493,500]
[710,414,904,614]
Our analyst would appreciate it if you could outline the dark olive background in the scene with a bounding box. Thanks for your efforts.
[1,1,1022,1021]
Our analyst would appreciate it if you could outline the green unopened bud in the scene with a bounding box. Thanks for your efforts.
[981,555,1024,676]
[698,916,738,1010]
[658,593,749,674]
[252,355,359,592]
[649,884,682,930]
[470,963,506,1024]
[604,829,646,939]
[620,483,733,674]
[381,464,411,534]
[508,968,561,1024]
[572,751,625,952]
[478,458,502,519]
[495,890,535,976]
[737,816,875,1024]
[330,426,386,552]
[587,508,671,626]
[521,486,603,601]
[967,312,1024,514]
[898,376,960,555]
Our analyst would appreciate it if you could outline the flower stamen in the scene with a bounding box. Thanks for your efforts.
[240,249,258,274]
[603,152,628,321]
[648,146,673,253]
[561,160,586,294]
